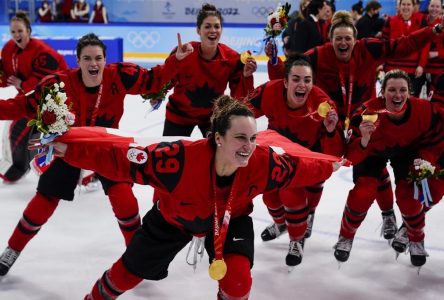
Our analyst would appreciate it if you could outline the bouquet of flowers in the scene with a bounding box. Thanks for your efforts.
[27,81,75,136]
[141,80,172,113]
[407,158,443,207]
[264,2,291,65]
[27,81,75,169]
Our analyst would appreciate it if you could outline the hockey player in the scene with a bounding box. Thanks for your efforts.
[40,95,342,300]
[0,11,68,182]
[248,54,344,267]
[0,32,179,277]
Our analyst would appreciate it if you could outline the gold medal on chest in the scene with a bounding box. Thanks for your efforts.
[208,259,227,280]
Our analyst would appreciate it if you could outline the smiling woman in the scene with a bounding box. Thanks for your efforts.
[39,94,339,300]
[0,11,68,183]
[336,69,444,267]
[247,54,343,268]
[160,3,257,138]
[0,32,179,278]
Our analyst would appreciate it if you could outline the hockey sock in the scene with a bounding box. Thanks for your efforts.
[339,177,378,239]
[305,182,324,212]
[375,168,394,211]
[107,183,141,245]
[263,191,285,225]
[218,254,252,300]
[85,258,143,300]
[9,192,59,251]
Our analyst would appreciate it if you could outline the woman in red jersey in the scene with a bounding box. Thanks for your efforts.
[382,0,429,97]
[266,10,444,242]
[248,54,343,268]
[419,0,444,96]
[333,70,444,267]
[41,95,341,300]
[160,3,256,138]
[0,33,180,277]
[0,12,68,183]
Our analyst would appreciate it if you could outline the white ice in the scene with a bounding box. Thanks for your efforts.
[0,72,443,300]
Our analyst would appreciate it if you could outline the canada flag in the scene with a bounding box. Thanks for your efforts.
[53,127,347,165]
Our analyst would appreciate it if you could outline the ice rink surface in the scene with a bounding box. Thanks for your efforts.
[0,72,443,300]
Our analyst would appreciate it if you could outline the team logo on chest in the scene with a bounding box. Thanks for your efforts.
[127,148,148,164]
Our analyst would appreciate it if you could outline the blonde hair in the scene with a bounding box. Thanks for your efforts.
[328,10,357,40]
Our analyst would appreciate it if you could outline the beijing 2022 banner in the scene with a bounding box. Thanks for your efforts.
[106,0,297,24]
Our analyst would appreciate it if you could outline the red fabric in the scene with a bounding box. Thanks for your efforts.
[164,42,254,126]
[395,180,425,242]
[106,183,140,245]
[39,10,52,22]
[86,258,143,300]
[1,38,68,93]
[382,13,429,73]
[9,192,59,251]
[218,254,252,299]
[249,80,344,157]
[267,57,285,80]
[420,17,444,74]
[305,27,434,123]
[346,97,441,165]
[92,5,105,23]
[0,61,176,125]
[340,177,378,239]
[59,127,335,234]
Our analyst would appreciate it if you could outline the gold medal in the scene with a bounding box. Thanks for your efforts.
[344,117,350,131]
[208,259,227,281]
[240,50,252,64]
[317,102,331,118]
[362,114,378,123]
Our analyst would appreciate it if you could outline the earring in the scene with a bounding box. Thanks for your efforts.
[217,143,221,147]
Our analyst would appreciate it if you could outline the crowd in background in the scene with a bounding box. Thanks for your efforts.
[36,0,108,23]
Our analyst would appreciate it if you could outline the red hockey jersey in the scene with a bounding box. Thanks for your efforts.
[61,130,334,234]
[1,38,68,93]
[346,97,443,165]
[164,42,254,126]
[248,80,344,156]
[0,62,176,128]
[382,13,428,73]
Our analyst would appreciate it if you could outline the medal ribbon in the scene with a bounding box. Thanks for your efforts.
[89,84,103,126]
[12,53,18,75]
[338,65,354,132]
[212,170,236,262]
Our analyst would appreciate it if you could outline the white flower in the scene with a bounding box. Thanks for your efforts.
[45,94,52,101]
[58,92,67,102]
[59,81,65,88]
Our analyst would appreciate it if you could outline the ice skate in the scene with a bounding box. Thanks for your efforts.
[286,239,305,272]
[391,224,408,259]
[304,212,315,238]
[261,223,287,242]
[381,209,397,240]
[333,236,353,263]
[0,246,21,276]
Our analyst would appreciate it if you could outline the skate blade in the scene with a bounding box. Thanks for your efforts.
[337,261,343,270]
[395,252,400,260]
[287,266,295,273]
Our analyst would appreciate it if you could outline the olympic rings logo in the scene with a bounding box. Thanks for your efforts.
[127,31,160,49]
[251,6,274,18]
